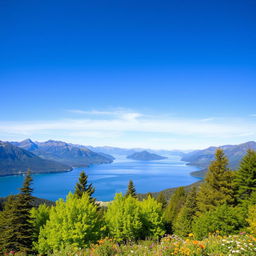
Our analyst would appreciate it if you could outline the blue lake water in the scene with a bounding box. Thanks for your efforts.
[0,155,200,201]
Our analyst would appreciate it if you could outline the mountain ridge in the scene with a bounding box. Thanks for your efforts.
[12,139,114,167]
[0,141,71,176]
[182,141,256,177]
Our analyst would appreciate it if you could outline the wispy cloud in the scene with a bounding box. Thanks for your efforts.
[67,109,143,121]
[1,109,256,149]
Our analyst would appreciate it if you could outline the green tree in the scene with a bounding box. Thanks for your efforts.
[146,192,153,198]
[75,171,95,202]
[247,205,256,235]
[125,180,137,198]
[173,187,198,237]
[164,187,186,232]
[30,204,50,244]
[36,193,101,254]
[105,193,142,242]
[197,149,234,213]
[234,149,256,202]
[192,204,247,240]
[156,191,167,209]
[0,171,34,253]
[140,196,165,239]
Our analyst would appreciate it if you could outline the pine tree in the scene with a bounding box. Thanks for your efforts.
[173,187,198,236]
[196,149,234,213]
[146,192,153,198]
[156,191,167,209]
[164,187,186,233]
[234,149,256,201]
[0,170,34,253]
[125,180,137,198]
[75,171,95,202]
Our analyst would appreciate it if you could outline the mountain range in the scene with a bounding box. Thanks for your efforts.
[0,141,70,176]
[182,141,256,177]
[0,139,115,176]
[12,139,114,166]
[86,145,184,157]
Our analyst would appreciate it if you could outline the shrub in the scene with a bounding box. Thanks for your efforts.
[192,204,247,240]
[247,205,256,235]
[36,192,101,254]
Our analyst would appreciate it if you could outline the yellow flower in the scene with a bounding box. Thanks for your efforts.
[188,233,194,237]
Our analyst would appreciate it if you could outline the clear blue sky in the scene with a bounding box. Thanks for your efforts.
[0,0,256,149]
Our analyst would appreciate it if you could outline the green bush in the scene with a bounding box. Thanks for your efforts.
[192,204,247,240]
[104,193,142,242]
[36,192,102,254]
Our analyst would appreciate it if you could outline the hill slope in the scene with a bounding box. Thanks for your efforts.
[182,141,256,177]
[0,141,71,176]
[127,150,167,161]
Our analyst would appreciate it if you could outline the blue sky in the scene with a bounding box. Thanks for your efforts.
[0,0,256,149]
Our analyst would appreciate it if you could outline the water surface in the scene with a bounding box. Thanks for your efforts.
[0,155,200,201]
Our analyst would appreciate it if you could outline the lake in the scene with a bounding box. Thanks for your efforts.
[0,155,200,201]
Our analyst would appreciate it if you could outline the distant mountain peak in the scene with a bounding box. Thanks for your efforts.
[0,141,71,176]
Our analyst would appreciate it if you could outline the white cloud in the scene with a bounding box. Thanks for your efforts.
[1,110,256,149]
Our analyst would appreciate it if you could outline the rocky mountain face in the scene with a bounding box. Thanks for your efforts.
[0,141,71,176]
[13,139,114,167]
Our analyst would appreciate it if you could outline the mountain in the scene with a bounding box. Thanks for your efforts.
[182,141,256,177]
[86,145,184,157]
[127,150,168,161]
[12,138,38,151]
[0,141,71,176]
[13,139,113,167]
[86,146,136,156]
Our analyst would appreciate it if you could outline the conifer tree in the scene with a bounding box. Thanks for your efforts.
[164,187,186,232]
[75,171,95,202]
[173,187,197,236]
[197,149,234,213]
[0,170,34,253]
[234,149,256,201]
[156,191,167,209]
[146,192,153,198]
[125,180,137,198]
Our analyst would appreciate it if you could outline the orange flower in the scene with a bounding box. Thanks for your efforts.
[199,244,205,249]
[193,240,199,245]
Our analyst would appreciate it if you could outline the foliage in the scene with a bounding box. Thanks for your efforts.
[30,204,50,243]
[197,149,234,213]
[234,149,256,202]
[156,191,167,209]
[104,193,142,242]
[192,204,247,240]
[36,192,101,254]
[247,205,256,235]
[75,171,95,202]
[140,196,165,239]
[173,187,198,237]
[164,187,186,232]
[0,171,34,253]
[125,180,137,198]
